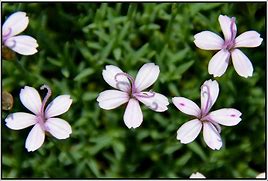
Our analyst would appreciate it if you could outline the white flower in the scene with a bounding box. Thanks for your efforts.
[5,85,72,152]
[256,172,265,178]
[194,14,263,78]
[190,171,266,178]
[2,11,38,55]
[172,79,242,150]
[97,63,169,129]
[190,172,206,178]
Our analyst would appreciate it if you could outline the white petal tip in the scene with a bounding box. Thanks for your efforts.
[241,73,253,78]
[210,72,222,77]
[127,125,140,129]
[177,138,188,144]
[26,148,36,152]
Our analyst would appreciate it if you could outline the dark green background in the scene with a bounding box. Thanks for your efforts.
[2,3,266,178]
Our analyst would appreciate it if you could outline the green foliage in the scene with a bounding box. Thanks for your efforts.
[2,2,265,178]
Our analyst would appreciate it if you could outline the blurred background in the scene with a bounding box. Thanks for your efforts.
[1,3,266,178]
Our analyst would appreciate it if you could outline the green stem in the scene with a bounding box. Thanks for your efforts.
[13,59,29,76]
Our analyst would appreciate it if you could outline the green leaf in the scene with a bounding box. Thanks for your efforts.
[187,142,207,161]
[113,48,122,60]
[74,68,94,81]
[176,60,194,75]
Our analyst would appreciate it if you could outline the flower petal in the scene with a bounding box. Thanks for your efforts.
[200,79,219,115]
[208,49,230,77]
[134,63,160,92]
[207,108,242,126]
[231,49,253,78]
[4,35,38,55]
[123,98,143,129]
[97,90,129,110]
[136,92,169,112]
[45,95,72,118]
[172,97,201,117]
[177,119,202,144]
[218,15,237,41]
[45,118,72,139]
[194,31,224,50]
[203,122,222,150]
[25,123,45,152]
[190,172,206,178]
[102,65,130,92]
[256,172,265,178]
[210,121,221,133]
[20,86,42,115]
[5,112,37,130]
[235,31,263,48]
[2,11,29,39]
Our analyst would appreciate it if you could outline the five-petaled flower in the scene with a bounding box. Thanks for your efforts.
[97,63,169,129]
[2,11,38,55]
[5,85,72,152]
[172,79,242,150]
[194,15,263,78]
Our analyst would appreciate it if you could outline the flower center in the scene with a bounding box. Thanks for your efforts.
[222,17,236,51]
[115,72,155,99]
[37,85,52,131]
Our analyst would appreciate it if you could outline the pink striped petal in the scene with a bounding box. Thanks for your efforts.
[123,98,143,129]
[203,122,222,150]
[218,15,236,41]
[207,108,242,126]
[136,92,169,112]
[231,49,253,78]
[2,11,29,39]
[5,112,37,130]
[235,31,263,48]
[177,119,202,144]
[25,123,45,152]
[4,35,38,55]
[45,118,72,139]
[134,63,160,92]
[97,90,129,110]
[45,95,72,118]
[102,65,130,92]
[194,31,224,50]
[172,97,201,117]
[208,49,230,77]
[20,86,42,115]
[200,79,219,115]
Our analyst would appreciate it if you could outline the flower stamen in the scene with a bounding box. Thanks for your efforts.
[6,40,17,49]
[222,17,237,50]
[2,27,12,41]
[230,17,236,41]
[201,84,212,117]
[40,85,52,117]
[210,120,221,133]
[115,72,136,94]
[134,91,155,98]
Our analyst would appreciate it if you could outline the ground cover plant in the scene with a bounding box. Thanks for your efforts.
[2,2,266,178]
